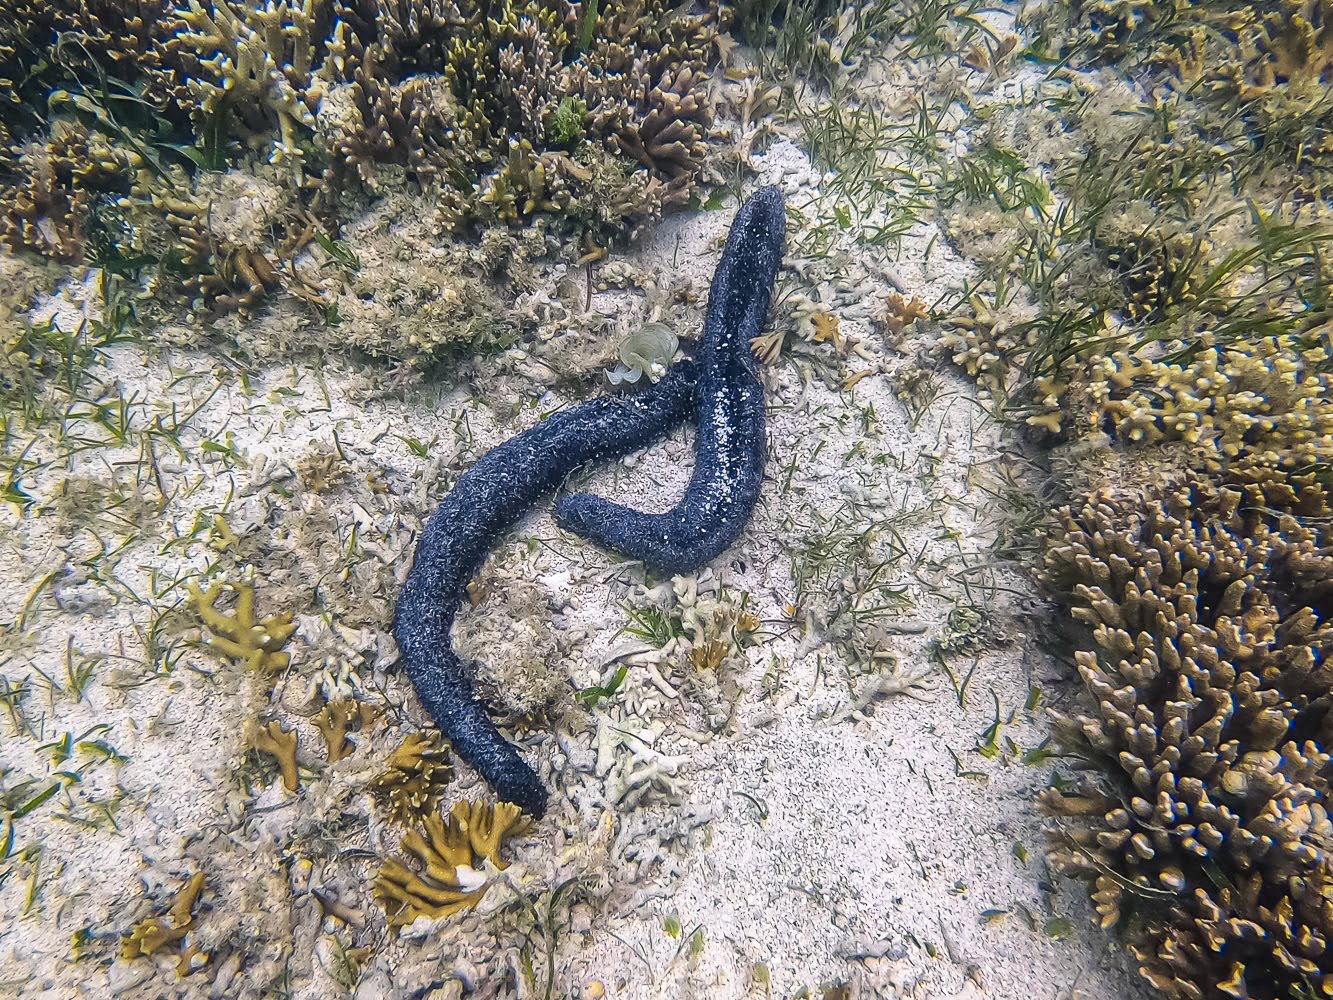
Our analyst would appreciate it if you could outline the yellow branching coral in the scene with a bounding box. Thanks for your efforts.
[188,579,297,673]
[122,872,207,966]
[373,800,530,927]
[369,733,454,825]
[313,699,379,763]
[811,310,843,351]
[1080,332,1333,473]
[688,638,729,671]
[254,720,301,791]
[676,584,761,674]
[480,139,577,225]
[875,292,930,345]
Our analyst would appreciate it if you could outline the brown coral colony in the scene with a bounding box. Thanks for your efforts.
[1039,477,1333,999]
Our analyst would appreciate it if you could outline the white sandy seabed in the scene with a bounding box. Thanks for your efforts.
[0,61,1152,1000]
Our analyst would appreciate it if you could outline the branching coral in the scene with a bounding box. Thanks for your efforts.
[122,872,208,973]
[1038,475,1333,999]
[1078,332,1333,474]
[254,720,301,791]
[0,0,733,344]
[168,0,325,171]
[373,799,529,927]
[313,699,379,762]
[0,121,99,260]
[188,579,297,673]
[873,291,930,347]
[369,732,454,825]
[1103,229,1199,324]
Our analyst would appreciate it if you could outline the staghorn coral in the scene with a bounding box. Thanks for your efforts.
[479,138,575,225]
[1038,475,1333,999]
[188,578,298,673]
[167,0,325,171]
[937,292,1043,401]
[0,121,104,261]
[370,732,454,825]
[254,719,301,791]
[373,798,530,927]
[320,68,463,191]
[121,872,208,969]
[313,698,379,762]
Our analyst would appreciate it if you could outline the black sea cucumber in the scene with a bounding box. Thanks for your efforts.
[393,361,700,817]
[553,186,786,575]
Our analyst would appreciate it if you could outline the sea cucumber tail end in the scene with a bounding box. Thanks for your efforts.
[401,644,550,818]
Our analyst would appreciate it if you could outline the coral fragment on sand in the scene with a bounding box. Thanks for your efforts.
[188,579,297,673]
[373,799,530,927]
[254,720,300,792]
[313,699,379,763]
[121,872,207,968]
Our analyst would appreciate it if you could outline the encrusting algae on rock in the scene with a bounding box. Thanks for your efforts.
[373,799,530,927]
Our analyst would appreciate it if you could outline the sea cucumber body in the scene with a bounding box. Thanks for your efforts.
[553,186,785,575]
[393,360,699,817]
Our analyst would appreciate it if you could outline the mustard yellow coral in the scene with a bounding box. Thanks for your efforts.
[369,733,454,825]
[373,800,530,927]
[188,579,297,673]
[254,720,300,792]
[1081,333,1333,473]
[121,872,207,963]
[313,699,380,763]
